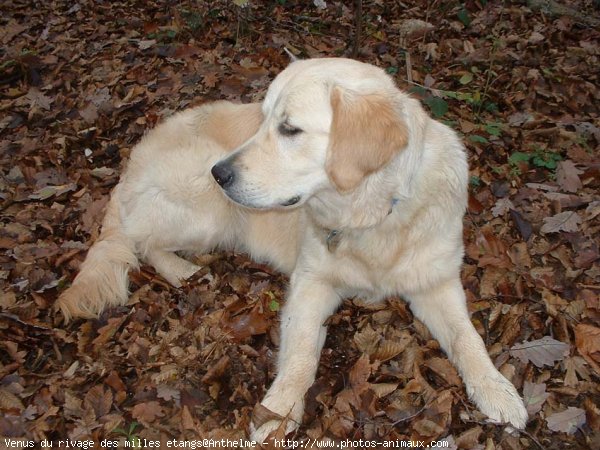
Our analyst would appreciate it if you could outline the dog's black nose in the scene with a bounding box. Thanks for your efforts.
[211,163,234,187]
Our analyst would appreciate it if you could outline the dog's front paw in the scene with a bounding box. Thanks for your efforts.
[160,262,201,287]
[249,395,303,443]
[468,373,528,429]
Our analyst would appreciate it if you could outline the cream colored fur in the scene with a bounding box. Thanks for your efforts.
[56,58,528,440]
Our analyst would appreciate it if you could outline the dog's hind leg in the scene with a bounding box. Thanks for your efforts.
[145,249,201,287]
[55,185,138,321]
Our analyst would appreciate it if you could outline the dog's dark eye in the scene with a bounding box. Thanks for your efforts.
[278,122,303,137]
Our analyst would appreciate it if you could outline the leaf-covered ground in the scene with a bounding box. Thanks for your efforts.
[1,0,599,448]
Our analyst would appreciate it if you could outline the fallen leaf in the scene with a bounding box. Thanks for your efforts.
[157,385,180,403]
[138,39,156,50]
[79,103,98,123]
[522,381,549,416]
[83,385,112,418]
[528,31,545,44]
[564,356,590,386]
[510,336,570,367]
[0,388,25,410]
[25,88,53,110]
[574,324,600,375]
[349,354,373,391]
[424,357,462,387]
[28,184,77,200]
[546,407,586,434]
[510,209,533,240]
[454,426,483,448]
[353,323,381,356]
[540,211,582,234]
[412,418,445,438]
[201,355,230,383]
[370,383,398,399]
[556,160,583,193]
[491,197,514,217]
[131,401,164,423]
[396,19,434,40]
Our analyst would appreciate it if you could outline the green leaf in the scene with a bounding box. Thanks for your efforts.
[457,8,471,27]
[469,175,481,187]
[269,298,280,312]
[386,66,398,75]
[509,152,531,165]
[484,122,503,137]
[533,156,554,169]
[459,72,473,85]
[442,90,459,100]
[469,135,489,144]
[484,101,499,113]
[423,96,448,118]
[409,85,427,96]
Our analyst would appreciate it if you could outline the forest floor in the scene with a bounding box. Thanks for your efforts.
[1,0,599,448]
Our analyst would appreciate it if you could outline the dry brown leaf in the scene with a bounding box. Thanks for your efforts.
[0,387,24,410]
[522,381,549,416]
[201,355,230,383]
[223,305,271,340]
[372,337,412,362]
[556,160,583,193]
[540,211,582,234]
[349,354,373,391]
[105,370,126,393]
[564,356,591,388]
[424,357,462,387]
[156,384,180,402]
[396,19,434,40]
[63,390,83,419]
[180,405,196,431]
[542,289,568,318]
[370,383,398,399]
[574,323,600,375]
[412,418,444,438]
[454,425,483,449]
[131,401,164,423]
[83,385,112,419]
[330,390,358,436]
[151,363,178,384]
[546,407,586,434]
[92,316,127,348]
[584,397,600,431]
[25,87,53,110]
[353,323,381,355]
[491,197,514,217]
[508,242,532,269]
[509,336,569,367]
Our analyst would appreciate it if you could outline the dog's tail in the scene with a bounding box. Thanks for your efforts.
[55,185,138,322]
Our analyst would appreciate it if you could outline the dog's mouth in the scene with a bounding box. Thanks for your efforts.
[280,195,301,207]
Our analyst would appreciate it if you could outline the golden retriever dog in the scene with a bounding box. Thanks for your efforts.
[56,58,528,440]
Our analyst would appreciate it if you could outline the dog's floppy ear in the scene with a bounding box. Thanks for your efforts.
[326,86,408,192]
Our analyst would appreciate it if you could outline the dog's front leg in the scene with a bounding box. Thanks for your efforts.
[406,277,528,429]
[250,275,341,442]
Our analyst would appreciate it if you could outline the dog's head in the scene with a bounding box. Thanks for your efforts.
[211,58,410,210]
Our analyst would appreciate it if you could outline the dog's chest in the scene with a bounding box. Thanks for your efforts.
[326,230,413,297]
